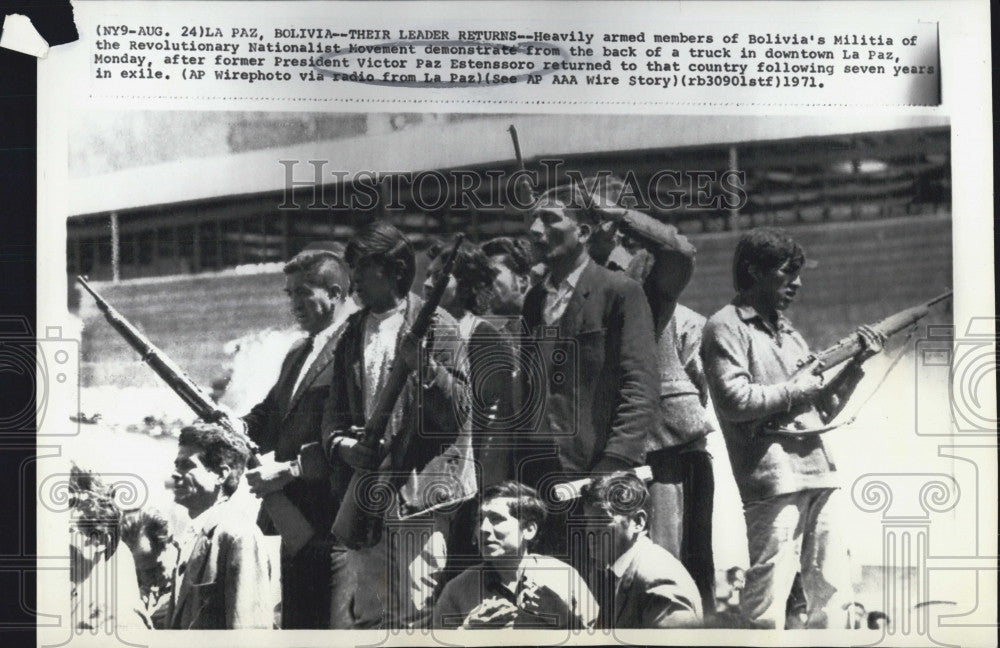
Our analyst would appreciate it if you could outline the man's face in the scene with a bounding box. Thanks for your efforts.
[527,204,589,267]
[171,444,224,513]
[488,256,527,316]
[351,260,399,312]
[285,273,338,335]
[422,256,458,311]
[586,221,618,266]
[583,502,641,565]
[479,497,535,561]
[754,259,802,312]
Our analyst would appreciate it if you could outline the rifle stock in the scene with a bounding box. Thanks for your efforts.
[77,276,316,555]
[331,235,465,549]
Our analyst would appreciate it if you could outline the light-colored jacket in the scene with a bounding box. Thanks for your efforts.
[168,499,273,629]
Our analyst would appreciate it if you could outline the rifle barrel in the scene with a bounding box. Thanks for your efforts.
[77,275,317,554]
[508,124,524,169]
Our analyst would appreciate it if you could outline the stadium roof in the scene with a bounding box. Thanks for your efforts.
[68,113,948,217]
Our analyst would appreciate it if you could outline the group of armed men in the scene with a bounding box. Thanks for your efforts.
[158,176,887,631]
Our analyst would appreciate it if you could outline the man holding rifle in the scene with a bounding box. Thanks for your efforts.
[238,247,357,629]
[701,227,885,629]
[321,221,475,629]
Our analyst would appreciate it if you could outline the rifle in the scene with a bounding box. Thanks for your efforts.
[76,276,316,555]
[551,291,953,500]
[508,124,538,212]
[795,290,952,377]
[330,234,465,549]
[767,290,953,433]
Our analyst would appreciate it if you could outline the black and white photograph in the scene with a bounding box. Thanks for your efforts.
[60,110,955,633]
[23,1,995,647]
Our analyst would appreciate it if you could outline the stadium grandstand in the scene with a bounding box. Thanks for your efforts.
[68,113,951,388]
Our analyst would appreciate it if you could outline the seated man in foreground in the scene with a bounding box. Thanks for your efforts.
[581,472,703,628]
[433,481,598,630]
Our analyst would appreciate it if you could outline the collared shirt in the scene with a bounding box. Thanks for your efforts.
[542,254,590,326]
[433,553,599,629]
[290,298,358,398]
[172,499,228,592]
[701,300,836,502]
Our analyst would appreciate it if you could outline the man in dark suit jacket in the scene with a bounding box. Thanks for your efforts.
[168,424,272,629]
[568,173,718,610]
[519,189,659,485]
[321,221,474,629]
[581,473,702,629]
[239,248,356,629]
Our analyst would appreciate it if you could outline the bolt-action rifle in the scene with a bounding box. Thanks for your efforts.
[768,290,953,433]
[796,291,952,376]
[330,234,465,549]
[77,276,316,555]
[552,291,953,499]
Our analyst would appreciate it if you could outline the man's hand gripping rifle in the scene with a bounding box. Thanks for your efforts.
[76,276,316,555]
[768,290,954,434]
[330,234,465,549]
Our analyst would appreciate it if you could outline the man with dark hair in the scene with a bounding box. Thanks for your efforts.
[520,189,659,482]
[518,187,659,574]
[168,423,272,629]
[433,481,598,629]
[322,220,475,628]
[482,236,533,320]
[581,472,702,629]
[121,507,178,628]
[701,227,884,629]
[239,247,357,628]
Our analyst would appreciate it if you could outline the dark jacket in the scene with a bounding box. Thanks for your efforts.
[243,320,350,535]
[321,295,476,515]
[522,260,658,473]
[607,535,702,628]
